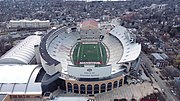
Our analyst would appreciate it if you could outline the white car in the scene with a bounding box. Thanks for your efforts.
[173,92,177,96]
[171,90,177,96]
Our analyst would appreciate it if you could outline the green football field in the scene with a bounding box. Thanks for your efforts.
[72,42,107,66]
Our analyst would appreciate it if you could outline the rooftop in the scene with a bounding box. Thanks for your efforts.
[81,19,99,30]
[151,53,164,60]
[9,19,50,22]
[0,35,41,64]
[0,65,42,95]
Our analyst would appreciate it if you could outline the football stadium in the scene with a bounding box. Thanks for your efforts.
[39,19,141,95]
[0,19,141,100]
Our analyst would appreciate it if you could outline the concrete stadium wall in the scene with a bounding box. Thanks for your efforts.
[67,65,112,78]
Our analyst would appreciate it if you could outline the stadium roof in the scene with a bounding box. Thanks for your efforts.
[81,19,99,30]
[0,65,42,94]
[0,35,41,64]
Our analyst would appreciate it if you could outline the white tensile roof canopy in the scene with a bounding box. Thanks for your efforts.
[0,35,41,64]
[0,65,37,83]
[0,65,42,95]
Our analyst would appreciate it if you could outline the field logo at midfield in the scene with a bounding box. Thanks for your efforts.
[87,68,92,72]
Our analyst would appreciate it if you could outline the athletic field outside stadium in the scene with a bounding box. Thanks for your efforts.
[72,42,107,66]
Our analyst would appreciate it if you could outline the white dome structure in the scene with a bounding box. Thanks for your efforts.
[0,35,41,64]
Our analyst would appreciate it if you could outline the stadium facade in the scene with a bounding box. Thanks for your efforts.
[0,19,141,99]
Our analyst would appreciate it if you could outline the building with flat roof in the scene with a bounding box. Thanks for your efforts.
[7,20,51,28]
[151,53,169,68]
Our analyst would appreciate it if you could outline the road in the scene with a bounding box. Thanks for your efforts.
[141,52,179,101]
